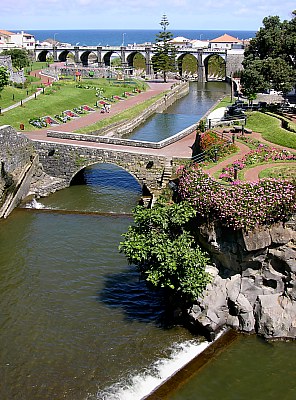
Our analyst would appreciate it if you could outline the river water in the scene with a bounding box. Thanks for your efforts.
[0,82,295,400]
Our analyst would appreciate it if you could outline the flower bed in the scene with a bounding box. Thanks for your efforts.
[219,143,296,181]
[29,118,47,129]
[113,95,124,101]
[194,130,238,163]
[178,165,296,231]
[82,105,95,112]
[63,110,79,118]
[42,116,60,126]
[54,113,71,123]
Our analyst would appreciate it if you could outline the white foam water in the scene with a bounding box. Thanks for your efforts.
[25,198,45,209]
[95,334,223,400]
[23,199,45,210]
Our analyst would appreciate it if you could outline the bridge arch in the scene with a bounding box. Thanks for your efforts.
[69,161,142,190]
[102,50,122,67]
[126,51,146,73]
[203,54,226,81]
[57,50,75,63]
[176,53,198,77]
[37,49,53,62]
[80,50,98,66]
[34,141,170,198]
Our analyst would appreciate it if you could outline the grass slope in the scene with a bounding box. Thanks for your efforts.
[246,111,296,150]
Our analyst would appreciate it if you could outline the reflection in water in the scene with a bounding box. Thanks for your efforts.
[0,164,197,400]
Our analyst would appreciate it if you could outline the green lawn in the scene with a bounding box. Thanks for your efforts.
[0,85,39,109]
[0,78,146,131]
[246,111,296,150]
[212,96,232,111]
[258,164,296,180]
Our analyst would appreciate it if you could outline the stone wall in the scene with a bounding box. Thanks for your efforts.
[0,55,25,84]
[187,219,296,340]
[0,125,37,217]
[225,52,244,76]
[33,141,170,196]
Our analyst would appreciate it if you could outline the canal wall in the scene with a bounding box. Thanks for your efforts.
[48,81,190,141]
[0,125,37,217]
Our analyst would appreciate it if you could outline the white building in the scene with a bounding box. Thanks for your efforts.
[0,30,35,49]
[209,33,243,50]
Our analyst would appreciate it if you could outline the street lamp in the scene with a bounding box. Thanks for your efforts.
[122,32,126,46]
[53,32,58,46]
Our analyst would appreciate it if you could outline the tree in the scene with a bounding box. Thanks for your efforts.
[0,66,9,94]
[241,11,296,96]
[119,200,211,302]
[152,15,177,82]
[2,49,30,71]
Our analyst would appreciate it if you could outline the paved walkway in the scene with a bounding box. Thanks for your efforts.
[11,73,296,180]
[21,78,195,159]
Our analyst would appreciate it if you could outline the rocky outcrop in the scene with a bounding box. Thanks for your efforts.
[188,219,296,340]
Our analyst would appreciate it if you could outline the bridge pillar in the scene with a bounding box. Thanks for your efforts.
[74,46,80,64]
[120,46,126,64]
[145,47,153,75]
[96,46,103,67]
[197,52,206,82]
[53,46,58,62]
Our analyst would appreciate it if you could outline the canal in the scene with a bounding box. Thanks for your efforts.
[0,81,295,400]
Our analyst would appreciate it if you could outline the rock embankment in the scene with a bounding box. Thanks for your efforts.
[188,219,296,340]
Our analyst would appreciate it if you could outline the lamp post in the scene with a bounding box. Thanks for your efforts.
[53,33,58,63]
[122,32,126,47]
[53,32,58,46]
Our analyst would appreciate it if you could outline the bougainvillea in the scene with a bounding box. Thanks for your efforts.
[178,164,296,231]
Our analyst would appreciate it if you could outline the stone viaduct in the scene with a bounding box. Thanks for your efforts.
[35,44,244,81]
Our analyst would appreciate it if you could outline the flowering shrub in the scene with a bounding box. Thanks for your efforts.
[194,130,238,163]
[178,165,296,231]
[199,130,225,151]
[219,143,296,181]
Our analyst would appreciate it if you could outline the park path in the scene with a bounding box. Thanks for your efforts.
[22,78,195,159]
[13,72,295,179]
[204,130,296,181]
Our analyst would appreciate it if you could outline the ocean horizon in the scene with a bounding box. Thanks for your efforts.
[11,29,256,46]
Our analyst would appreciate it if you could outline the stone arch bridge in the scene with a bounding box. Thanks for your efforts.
[33,140,176,198]
[35,45,243,81]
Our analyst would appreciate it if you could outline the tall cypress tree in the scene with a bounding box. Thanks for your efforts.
[152,15,176,82]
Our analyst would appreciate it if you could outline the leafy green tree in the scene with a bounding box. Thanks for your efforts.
[0,66,9,94]
[2,49,30,71]
[152,15,177,82]
[119,200,211,302]
[242,11,296,96]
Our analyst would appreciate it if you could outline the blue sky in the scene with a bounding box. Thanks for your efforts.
[1,0,295,31]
